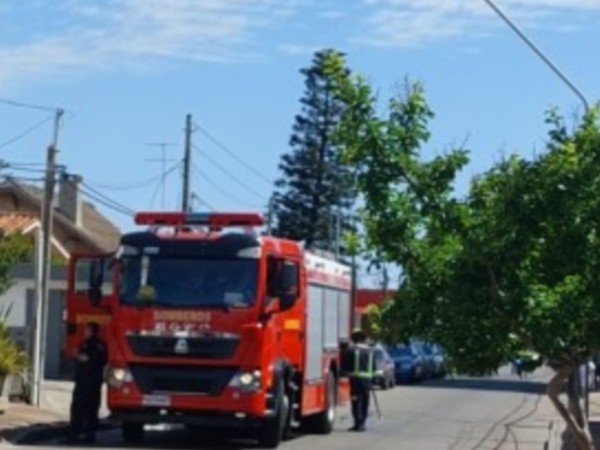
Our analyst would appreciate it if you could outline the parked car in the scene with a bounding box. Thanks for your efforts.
[430,344,447,378]
[420,342,446,378]
[387,343,426,383]
[372,343,396,389]
[412,340,437,379]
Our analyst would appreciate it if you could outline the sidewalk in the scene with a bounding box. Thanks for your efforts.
[499,394,564,450]
[584,391,600,449]
[556,390,600,449]
[0,381,109,445]
[500,368,565,450]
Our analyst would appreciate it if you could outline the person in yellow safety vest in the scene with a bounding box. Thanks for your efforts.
[341,328,377,432]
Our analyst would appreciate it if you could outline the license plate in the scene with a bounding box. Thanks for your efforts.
[142,395,171,407]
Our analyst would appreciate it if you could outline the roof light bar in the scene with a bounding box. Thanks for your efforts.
[134,212,264,229]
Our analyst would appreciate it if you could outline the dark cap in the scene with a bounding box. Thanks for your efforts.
[351,328,366,341]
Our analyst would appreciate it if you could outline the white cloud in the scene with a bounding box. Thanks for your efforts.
[0,0,300,86]
[359,0,600,47]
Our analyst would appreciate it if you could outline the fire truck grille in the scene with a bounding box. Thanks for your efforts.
[129,365,237,395]
[127,335,239,359]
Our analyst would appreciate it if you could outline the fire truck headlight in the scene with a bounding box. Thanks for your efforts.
[239,373,254,385]
[107,367,132,388]
[231,370,261,392]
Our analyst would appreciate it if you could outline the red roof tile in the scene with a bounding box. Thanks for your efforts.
[0,213,38,234]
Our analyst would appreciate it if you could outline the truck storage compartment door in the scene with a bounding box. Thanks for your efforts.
[305,285,324,382]
[323,288,339,351]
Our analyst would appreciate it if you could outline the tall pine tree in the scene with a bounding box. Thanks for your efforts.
[270,49,356,253]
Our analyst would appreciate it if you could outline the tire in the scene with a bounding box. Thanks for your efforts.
[306,371,336,435]
[122,422,144,443]
[380,378,388,391]
[257,378,289,448]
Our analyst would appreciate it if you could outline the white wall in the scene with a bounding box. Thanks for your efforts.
[1,278,69,379]
[0,279,66,327]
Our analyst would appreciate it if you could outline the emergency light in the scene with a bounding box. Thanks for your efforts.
[134,212,264,230]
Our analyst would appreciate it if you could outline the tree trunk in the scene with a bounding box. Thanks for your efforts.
[567,372,586,428]
[547,367,593,450]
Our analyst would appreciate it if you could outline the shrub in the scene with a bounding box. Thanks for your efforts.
[0,306,27,378]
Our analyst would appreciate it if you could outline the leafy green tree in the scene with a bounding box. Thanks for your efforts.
[0,315,28,378]
[0,233,33,379]
[328,66,600,449]
[0,232,34,294]
[271,48,356,252]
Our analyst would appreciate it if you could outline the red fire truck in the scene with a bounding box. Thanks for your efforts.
[65,211,353,448]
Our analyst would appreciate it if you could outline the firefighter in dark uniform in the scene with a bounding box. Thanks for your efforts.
[342,328,376,432]
[67,322,108,444]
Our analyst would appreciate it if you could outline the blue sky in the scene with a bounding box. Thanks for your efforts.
[1,0,599,285]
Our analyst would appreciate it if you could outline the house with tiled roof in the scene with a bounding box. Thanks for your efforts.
[0,174,121,379]
[0,174,120,255]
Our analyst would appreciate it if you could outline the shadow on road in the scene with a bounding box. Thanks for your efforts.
[560,419,600,449]
[410,377,547,395]
[27,426,306,450]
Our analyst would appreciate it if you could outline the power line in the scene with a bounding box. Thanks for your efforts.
[146,161,182,209]
[193,145,266,201]
[148,176,163,210]
[80,183,136,216]
[191,192,216,211]
[147,142,177,209]
[1,165,45,174]
[191,162,263,210]
[0,175,44,183]
[88,161,180,191]
[0,116,54,150]
[0,96,58,113]
[0,162,67,175]
[90,174,163,191]
[79,187,135,217]
[2,161,45,167]
[194,123,272,186]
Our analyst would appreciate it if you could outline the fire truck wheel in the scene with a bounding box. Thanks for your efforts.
[303,371,336,434]
[257,378,288,448]
[121,422,144,443]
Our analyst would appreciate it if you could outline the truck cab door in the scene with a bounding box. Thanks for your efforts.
[65,253,113,358]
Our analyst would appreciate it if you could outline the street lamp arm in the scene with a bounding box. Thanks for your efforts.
[484,0,590,113]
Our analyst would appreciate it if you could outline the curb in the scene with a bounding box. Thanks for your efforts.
[544,418,565,450]
[543,419,554,450]
[1,421,115,445]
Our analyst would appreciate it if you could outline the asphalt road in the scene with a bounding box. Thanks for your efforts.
[19,368,557,450]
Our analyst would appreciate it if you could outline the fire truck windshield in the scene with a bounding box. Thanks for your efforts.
[118,256,259,308]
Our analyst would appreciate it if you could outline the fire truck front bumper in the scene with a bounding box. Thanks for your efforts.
[108,389,272,428]
[106,365,278,427]
[109,408,265,429]
[108,389,274,428]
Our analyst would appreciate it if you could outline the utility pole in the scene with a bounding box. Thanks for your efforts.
[31,108,63,407]
[146,142,176,210]
[182,114,193,212]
